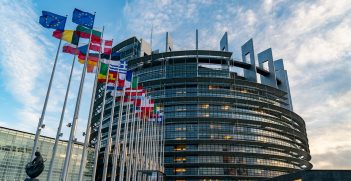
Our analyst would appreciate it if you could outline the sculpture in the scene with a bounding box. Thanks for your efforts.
[25,151,45,179]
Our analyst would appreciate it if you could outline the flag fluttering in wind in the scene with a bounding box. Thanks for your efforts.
[78,53,99,63]
[76,25,102,43]
[104,40,113,54]
[77,44,89,55]
[72,8,94,29]
[62,43,79,55]
[97,59,111,82]
[89,42,101,52]
[52,30,79,45]
[39,11,66,30]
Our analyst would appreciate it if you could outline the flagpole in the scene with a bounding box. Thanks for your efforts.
[126,82,139,180]
[78,26,105,181]
[110,85,126,181]
[132,78,141,180]
[139,106,147,181]
[47,55,76,181]
[102,62,123,181]
[30,27,65,162]
[61,13,96,180]
[134,108,142,180]
[118,92,131,181]
[126,99,136,180]
[91,48,113,181]
[118,79,133,181]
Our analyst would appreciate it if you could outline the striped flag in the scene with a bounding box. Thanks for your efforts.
[104,40,113,54]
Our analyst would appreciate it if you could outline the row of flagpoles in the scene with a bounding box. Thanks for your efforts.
[36,8,164,181]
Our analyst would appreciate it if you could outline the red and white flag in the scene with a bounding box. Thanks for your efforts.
[104,40,113,54]
[88,39,113,53]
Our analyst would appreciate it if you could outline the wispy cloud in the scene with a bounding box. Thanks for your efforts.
[0,1,94,141]
[123,0,351,169]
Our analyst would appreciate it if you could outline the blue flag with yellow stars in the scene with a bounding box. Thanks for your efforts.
[72,8,94,29]
[39,11,66,30]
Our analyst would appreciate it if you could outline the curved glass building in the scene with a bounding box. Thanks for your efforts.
[93,35,312,180]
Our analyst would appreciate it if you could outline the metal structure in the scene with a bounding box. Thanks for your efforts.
[90,34,312,180]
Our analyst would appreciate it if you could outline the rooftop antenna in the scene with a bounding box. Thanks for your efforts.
[196,29,198,50]
[150,24,153,52]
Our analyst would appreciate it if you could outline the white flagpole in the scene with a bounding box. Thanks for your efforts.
[47,55,76,181]
[101,72,118,181]
[110,85,126,181]
[78,26,105,181]
[126,100,136,180]
[161,112,165,173]
[118,93,131,180]
[139,109,147,181]
[30,19,66,162]
[149,103,153,170]
[144,106,151,170]
[154,113,159,171]
[118,76,133,180]
[91,50,113,181]
[150,110,155,170]
[132,81,142,180]
[153,111,158,170]
[102,62,123,181]
[61,14,96,180]
[126,83,138,180]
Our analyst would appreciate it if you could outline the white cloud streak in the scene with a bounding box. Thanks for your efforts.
[0,0,94,142]
[123,0,351,169]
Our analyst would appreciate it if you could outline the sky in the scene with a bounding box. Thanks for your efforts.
[0,0,350,170]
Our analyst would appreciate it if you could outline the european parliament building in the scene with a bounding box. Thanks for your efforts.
[91,32,312,181]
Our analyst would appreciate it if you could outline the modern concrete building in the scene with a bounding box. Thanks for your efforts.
[0,126,93,180]
[91,32,312,180]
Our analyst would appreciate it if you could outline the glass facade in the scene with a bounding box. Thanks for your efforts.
[126,50,312,181]
[0,126,93,181]
[91,38,312,180]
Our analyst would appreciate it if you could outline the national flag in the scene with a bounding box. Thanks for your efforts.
[104,40,113,54]
[118,60,128,79]
[138,98,154,118]
[78,53,99,63]
[116,61,127,89]
[78,44,88,55]
[78,59,98,66]
[125,87,145,97]
[107,82,125,96]
[97,59,109,82]
[52,30,79,45]
[131,76,138,89]
[62,43,79,55]
[109,60,120,73]
[87,64,98,73]
[89,42,101,52]
[124,71,133,88]
[72,9,94,29]
[76,25,101,43]
[39,11,66,30]
[98,60,127,83]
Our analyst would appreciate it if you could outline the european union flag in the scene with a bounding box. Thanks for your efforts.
[72,8,94,29]
[39,11,66,30]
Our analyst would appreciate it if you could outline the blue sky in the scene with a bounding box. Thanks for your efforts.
[0,0,350,169]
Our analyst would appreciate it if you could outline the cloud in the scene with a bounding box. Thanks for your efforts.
[0,1,48,108]
[0,1,93,143]
[312,146,351,169]
[123,0,351,169]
